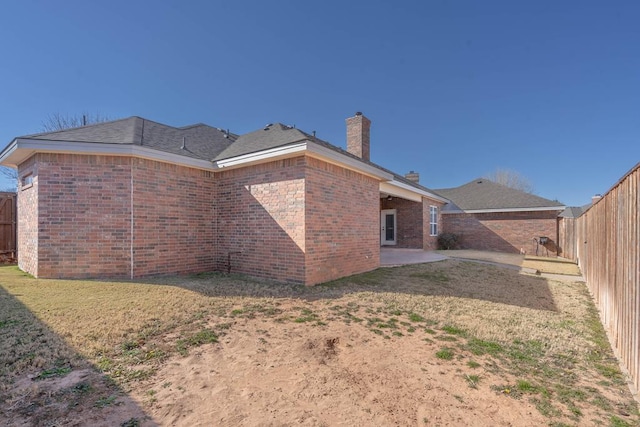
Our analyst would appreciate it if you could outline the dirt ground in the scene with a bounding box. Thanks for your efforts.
[136,312,549,427]
[1,257,637,427]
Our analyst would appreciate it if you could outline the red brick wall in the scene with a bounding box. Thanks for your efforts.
[29,154,133,278]
[16,152,380,285]
[17,154,218,279]
[17,157,39,276]
[215,158,306,283]
[380,197,423,248]
[441,210,562,255]
[131,158,216,276]
[305,157,379,284]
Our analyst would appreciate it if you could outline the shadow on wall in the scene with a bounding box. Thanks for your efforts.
[216,180,305,283]
[215,159,379,285]
[0,284,155,426]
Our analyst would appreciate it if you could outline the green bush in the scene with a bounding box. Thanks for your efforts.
[437,233,459,250]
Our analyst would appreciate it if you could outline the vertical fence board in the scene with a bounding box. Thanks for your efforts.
[566,164,640,394]
[0,192,16,260]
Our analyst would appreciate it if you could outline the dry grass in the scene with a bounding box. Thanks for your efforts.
[523,255,582,276]
[0,260,638,426]
[440,249,583,276]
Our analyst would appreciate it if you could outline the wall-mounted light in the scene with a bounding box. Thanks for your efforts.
[386,195,393,201]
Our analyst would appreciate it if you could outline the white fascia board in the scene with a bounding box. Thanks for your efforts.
[213,140,394,181]
[0,138,215,171]
[0,139,19,167]
[441,206,567,214]
[305,142,393,181]
[213,142,308,169]
[381,179,449,203]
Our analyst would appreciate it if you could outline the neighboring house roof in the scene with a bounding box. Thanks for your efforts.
[435,178,565,213]
[559,206,587,218]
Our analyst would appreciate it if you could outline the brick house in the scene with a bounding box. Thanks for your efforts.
[0,113,447,285]
[434,179,565,255]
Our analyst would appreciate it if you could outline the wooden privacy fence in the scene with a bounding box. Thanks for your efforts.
[566,163,639,394]
[557,216,578,262]
[0,192,17,261]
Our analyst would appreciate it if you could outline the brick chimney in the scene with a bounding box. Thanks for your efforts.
[346,112,371,161]
[405,171,419,183]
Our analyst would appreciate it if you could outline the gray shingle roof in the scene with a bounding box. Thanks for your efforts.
[212,123,445,196]
[435,178,564,211]
[12,117,451,201]
[214,123,308,160]
[22,117,236,161]
[559,205,589,218]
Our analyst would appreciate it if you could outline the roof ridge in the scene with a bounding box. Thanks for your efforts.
[22,116,138,139]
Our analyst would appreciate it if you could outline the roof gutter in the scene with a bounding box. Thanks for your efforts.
[0,138,215,171]
[213,140,394,181]
[441,206,566,214]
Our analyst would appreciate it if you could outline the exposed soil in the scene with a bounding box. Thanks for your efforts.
[130,314,549,427]
[1,256,637,426]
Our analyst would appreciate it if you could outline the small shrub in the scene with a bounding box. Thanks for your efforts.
[408,313,425,322]
[436,348,454,360]
[437,233,460,250]
[35,366,71,380]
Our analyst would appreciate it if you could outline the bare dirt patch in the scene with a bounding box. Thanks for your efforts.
[1,261,637,426]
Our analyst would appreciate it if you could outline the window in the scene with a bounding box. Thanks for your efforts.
[21,173,33,189]
[429,206,438,236]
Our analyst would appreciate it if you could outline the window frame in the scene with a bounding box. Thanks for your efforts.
[21,173,34,190]
[429,205,438,236]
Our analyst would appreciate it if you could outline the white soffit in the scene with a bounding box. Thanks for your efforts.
[213,142,308,169]
[380,181,422,202]
[305,142,393,181]
[0,138,215,171]
[214,141,393,181]
[380,179,448,203]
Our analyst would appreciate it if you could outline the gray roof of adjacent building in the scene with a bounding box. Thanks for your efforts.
[435,178,565,212]
[559,205,590,218]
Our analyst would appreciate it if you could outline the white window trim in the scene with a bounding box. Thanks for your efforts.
[429,205,438,236]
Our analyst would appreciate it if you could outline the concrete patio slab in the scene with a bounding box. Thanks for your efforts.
[380,247,448,266]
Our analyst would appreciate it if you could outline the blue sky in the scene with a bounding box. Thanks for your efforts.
[1,1,638,206]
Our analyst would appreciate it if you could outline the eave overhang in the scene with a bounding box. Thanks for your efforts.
[441,206,566,214]
[0,138,215,171]
[380,180,449,203]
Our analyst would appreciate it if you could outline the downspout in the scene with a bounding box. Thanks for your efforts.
[130,161,134,279]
